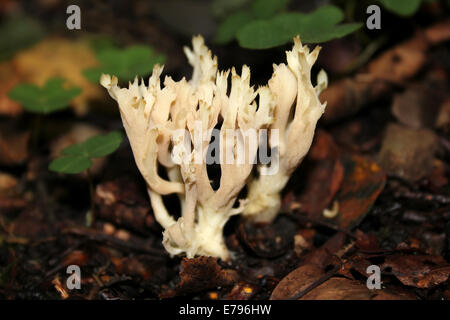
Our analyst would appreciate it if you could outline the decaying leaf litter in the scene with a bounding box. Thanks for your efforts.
[0,0,450,300]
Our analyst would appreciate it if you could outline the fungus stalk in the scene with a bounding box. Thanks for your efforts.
[101,35,326,259]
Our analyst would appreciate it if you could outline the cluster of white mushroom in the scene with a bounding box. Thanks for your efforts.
[101,35,327,260]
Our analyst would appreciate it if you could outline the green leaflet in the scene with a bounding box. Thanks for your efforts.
[214,0,291,45]
[49,131,123,174]
[49,155,92,174]
[379,0,422,16]
[236,6,362,49]
[215,11,252,44]
[8,78,81,114]
[84,45,166,83]
[250,0,291,19]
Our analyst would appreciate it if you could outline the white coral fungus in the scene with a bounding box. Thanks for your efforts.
[101,35,327,260]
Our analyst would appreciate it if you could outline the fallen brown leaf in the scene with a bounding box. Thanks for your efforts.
[383,254,450,288]
[336,155,386,229]
[300,277,372,300]
[309,129,341,161]
[270,264,323,300]
[297,158,344,219]
[301,277,416,300]
[303,232,347,268]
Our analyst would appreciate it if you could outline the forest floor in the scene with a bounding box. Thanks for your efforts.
[0,0,449,300]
